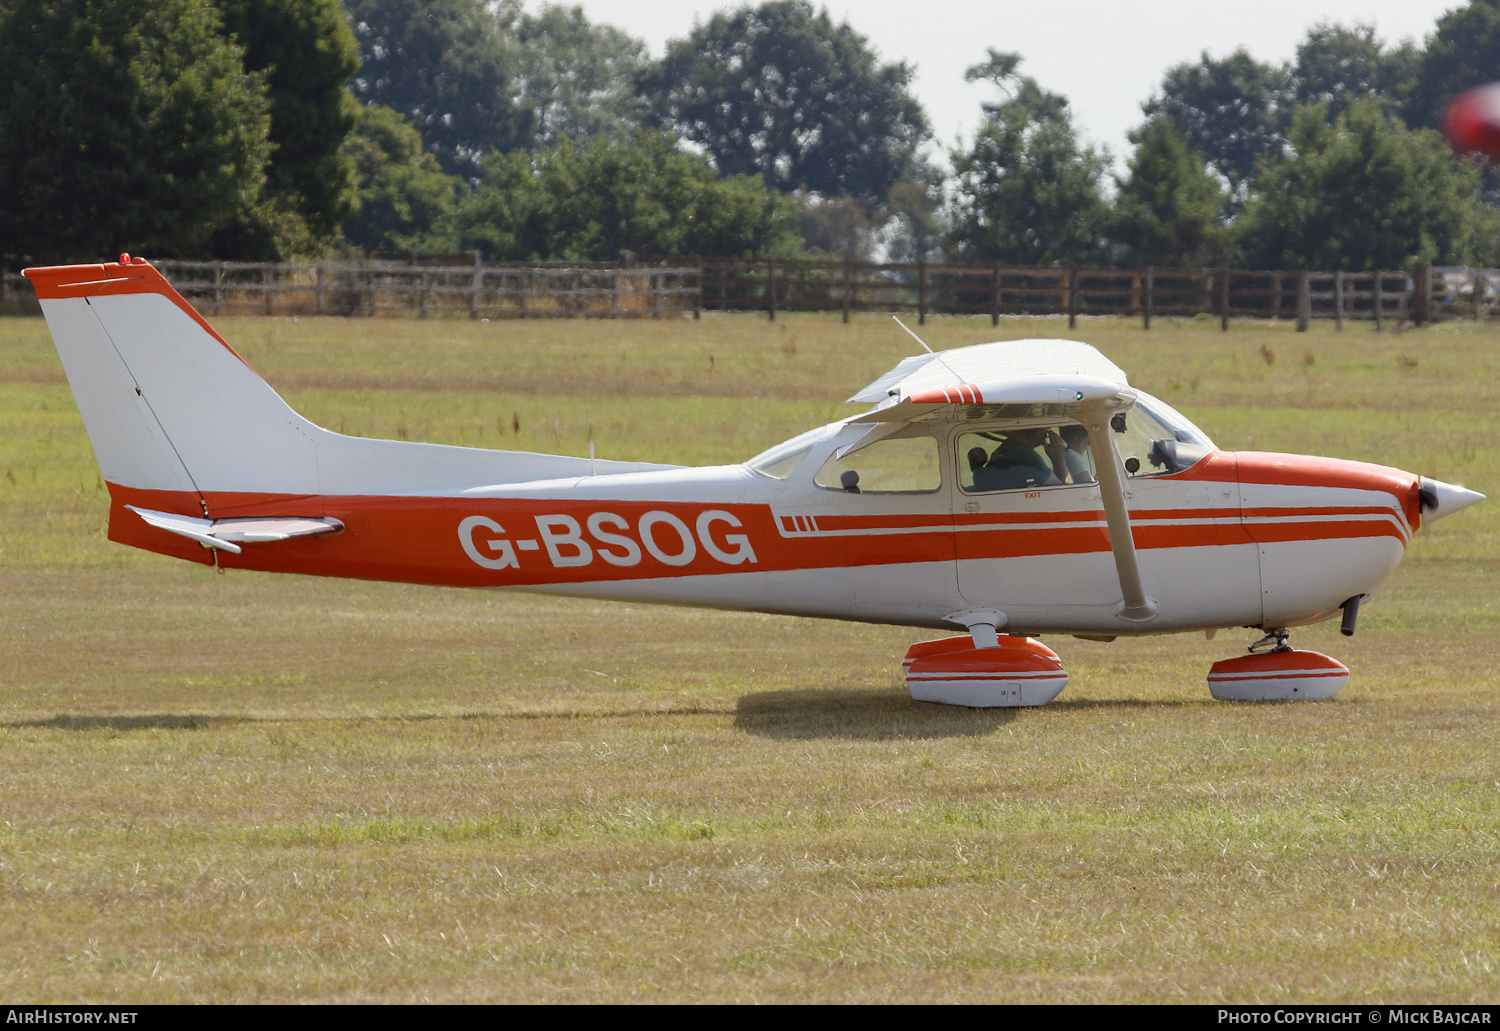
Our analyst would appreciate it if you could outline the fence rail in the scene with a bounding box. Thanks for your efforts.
[1,257,1493,328]
[695,260,1423,329]
[151,257,701,320]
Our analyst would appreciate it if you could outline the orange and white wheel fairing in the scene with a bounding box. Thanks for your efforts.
[905,636,1068,707]
[1207,649,1349,702]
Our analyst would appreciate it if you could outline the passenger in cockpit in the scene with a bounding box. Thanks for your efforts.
[1060,424,1094,484]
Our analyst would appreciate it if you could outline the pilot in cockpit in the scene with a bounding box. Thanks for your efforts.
[975,427,1070,490]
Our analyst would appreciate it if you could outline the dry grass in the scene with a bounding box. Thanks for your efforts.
[0,311,1496,1002]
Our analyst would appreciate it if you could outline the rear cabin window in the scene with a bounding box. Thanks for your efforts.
[814,436,940,494]
[747,427,823,479]
[959,426,1096,493]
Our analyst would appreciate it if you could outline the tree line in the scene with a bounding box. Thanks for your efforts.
[2,0,1499,271]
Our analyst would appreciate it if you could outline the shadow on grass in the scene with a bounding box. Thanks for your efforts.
[734,689,1204,739]
[10,714,245,732]
[1047,698,1198,711]
[734,686,1022,740]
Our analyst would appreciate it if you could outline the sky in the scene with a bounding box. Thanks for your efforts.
[567,0,1462,169]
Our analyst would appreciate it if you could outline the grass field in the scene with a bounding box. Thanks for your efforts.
[1,310,1497,1003]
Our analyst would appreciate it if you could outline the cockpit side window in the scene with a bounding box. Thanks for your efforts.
[958,424,1096,494]
[814,435,940,494]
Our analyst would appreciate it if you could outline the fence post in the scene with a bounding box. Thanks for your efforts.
[316,265,326,315]
[264,265,275,316]
[1067,267,1079,329]
[1271,272,1282,320]
[213,262,223,317]
[653,271,662,320]
[1297,270,1311,332]
[1334,270,1344,331]
[841,257,852,324]
[1143,266,1153,330]
[918,259,928,325]
[1373,271,1383,330]
[520,272,530,319]
[991,265,1001,327]
[694,261,702,320]
[719,263,729,312]
[1474,268,1485,322]
[419,269,430,319]
[1218,267,1229,331]
[470,250,483,320]
[766,258,776,321]
[1410,262,1429,326]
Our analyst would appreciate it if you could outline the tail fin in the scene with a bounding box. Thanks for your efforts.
[24,260,671,511]
[26,260,320,501]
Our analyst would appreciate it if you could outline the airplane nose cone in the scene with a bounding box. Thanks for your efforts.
[1419,477,1486,524]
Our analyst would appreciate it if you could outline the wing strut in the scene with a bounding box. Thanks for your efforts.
[1083,417,1159,622]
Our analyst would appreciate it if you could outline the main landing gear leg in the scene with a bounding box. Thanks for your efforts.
[1247,628,1290,654]
[1208,627,1348,701]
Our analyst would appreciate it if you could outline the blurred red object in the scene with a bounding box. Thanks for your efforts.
[1444,83,1500,160]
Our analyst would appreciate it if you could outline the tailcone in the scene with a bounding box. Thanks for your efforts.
[1419,477,1486,524]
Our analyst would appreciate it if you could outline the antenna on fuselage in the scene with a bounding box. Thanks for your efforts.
[891,315,934,353]
[892,315,963,385]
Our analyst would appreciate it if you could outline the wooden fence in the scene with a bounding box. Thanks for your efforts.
[698,259,1418,330]
[149,257,702,320]
[1,257,1495,328]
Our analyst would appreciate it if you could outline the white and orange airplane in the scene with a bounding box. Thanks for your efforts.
[24,257,1484,706]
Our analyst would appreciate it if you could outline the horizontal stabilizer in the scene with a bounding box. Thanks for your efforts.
[126,505,343,555]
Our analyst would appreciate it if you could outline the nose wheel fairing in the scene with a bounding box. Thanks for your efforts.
[1207,648,1349,701]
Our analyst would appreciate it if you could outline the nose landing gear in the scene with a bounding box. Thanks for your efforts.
[1208,628,1348,701]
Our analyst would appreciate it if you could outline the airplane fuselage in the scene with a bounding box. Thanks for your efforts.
[105,424,1419,638]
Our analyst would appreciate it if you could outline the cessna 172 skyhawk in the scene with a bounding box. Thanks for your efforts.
[24,257,1485,706]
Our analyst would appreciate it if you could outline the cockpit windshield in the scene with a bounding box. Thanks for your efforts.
[1112,393,1215,477]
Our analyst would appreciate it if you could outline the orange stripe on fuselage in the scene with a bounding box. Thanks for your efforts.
[105,480,1411,589]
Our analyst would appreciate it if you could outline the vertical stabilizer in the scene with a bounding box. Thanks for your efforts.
[25,260,321,497]
[23,260,678,513]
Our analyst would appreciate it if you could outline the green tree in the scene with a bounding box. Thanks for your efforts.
[1235,99,1485,270]
[341,104,463,252]
[879,175,943,262]
[796,194,875,260]
[949,58,1108,266]
[1292,21,1418,119]
[0,0,271,263]
[512,4,650,149]
[1407,0,1500,130]
[1109,118,1224,267]
[345,0,531,176]
[964,48,1069,124]
[444,132,797,261]
[1143,48,1292,194]
[641,1,930,200]
[216,0,361,243]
